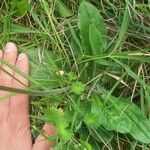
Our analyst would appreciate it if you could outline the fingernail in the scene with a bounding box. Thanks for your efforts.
[18,53,26,60]
[5,42,17,53]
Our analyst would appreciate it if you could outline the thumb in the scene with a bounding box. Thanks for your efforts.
[32,123,56,150]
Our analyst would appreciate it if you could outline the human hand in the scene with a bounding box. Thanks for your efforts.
[0,42,56,150]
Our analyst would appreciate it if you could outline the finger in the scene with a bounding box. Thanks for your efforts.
[33,124,56,150]
[0,50,3,98]
[0,49,3,68]
[10,53,29,121]
[0,42,18,86]
[0,42,17,118]
[8,53,32,149]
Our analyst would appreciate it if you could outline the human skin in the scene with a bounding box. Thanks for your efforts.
[0,42,56,150]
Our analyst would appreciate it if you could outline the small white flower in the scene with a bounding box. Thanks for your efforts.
[56,70,64,76]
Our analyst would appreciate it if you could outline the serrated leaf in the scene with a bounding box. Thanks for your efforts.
[27,50,63,90]
[30,64,60,90]
[71,82,85,95]
[59,129,73,143]
[78,2,107,55]
[44,107,64,124]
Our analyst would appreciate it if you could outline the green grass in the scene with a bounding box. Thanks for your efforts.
[0,0,150,149]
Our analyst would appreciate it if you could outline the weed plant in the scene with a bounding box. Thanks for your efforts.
[0,0,150,149]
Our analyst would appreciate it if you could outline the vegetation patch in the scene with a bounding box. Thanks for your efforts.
[0,0,150,149]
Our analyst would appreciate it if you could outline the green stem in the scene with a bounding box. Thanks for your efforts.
[0,85,69,96]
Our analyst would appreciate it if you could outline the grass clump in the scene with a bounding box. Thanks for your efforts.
[0,0,150,149]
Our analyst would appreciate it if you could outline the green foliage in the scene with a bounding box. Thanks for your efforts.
[78,2,107,55]
[89,24,105,55]
[91,94,150,143]
[44,107,64,124]
[111,4,130,54]
[44,107,73,143]
[71,82,85,95]
[0,0,150,149]
[12,0,29,16]
[25,49,64,90]
[84,113,100,129]
[54,0,73,17]
[67,72,77,81]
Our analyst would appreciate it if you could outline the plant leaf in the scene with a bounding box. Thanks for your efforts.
[84,113,100,129]
[78,2,107,55]
[107,96,150,143]
[71,82,85,95]
[89,24,105,55]
[14,0,29,16]
[91,94,150,143]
